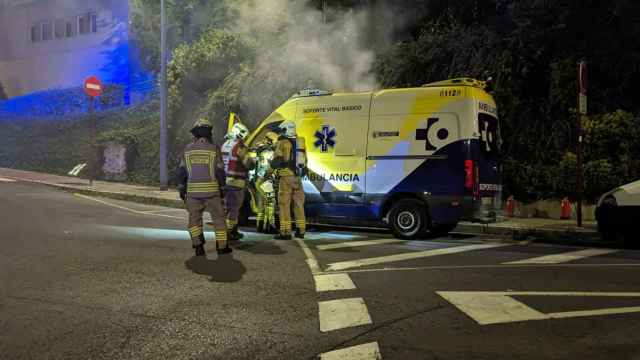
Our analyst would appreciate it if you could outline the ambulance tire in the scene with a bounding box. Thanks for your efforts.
[388,199,428,240]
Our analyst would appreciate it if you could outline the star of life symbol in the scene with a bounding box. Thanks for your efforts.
[314,125,336,152]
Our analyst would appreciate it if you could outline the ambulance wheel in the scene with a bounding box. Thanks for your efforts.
[388,199,428,240]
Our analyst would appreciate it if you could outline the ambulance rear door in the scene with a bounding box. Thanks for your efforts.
[366,88,464,219]
[296,93,372,219]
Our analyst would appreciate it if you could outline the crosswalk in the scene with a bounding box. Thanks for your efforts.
[310,236,626,273]
[504,248,618,265]
[325,243,509,271]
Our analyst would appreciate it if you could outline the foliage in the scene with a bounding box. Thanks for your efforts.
[0,101,162,185]
[373,0,640,202]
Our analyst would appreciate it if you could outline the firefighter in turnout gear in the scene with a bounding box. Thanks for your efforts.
[177,118,231,256]
[272,120,307,240]
[221,122,255,241]
[253,131,279,233]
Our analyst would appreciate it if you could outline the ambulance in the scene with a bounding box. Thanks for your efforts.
[246,78,502,239]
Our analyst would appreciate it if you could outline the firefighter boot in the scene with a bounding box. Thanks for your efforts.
[216,242,233,255]
[227,229,243,243]
[273,233,292,240]
[195,244,206,257]
[266,225,278,234]
[256,220,264,233]
[295,230,305,239]
[232,225,244,240]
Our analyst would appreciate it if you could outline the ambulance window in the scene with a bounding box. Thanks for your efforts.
[478,113,500,154]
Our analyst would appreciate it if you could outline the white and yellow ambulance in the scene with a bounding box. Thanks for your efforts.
[246,78,502,239]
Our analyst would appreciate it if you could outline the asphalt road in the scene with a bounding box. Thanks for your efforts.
[2,180,640,359]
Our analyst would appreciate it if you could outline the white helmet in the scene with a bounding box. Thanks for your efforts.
[279,120,296,138]
[229,122,249,140]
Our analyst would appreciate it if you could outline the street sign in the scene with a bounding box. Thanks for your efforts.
[83,76,103,97]
[579,61,587,115]
[579,94,587,115]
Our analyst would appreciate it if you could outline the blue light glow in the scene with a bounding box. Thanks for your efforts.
[0,9,156,121]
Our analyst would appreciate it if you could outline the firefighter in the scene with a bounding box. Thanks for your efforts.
[271,120,307,240]
[176,118,231,256]
[253,131,279,233]
[221,122,255,242]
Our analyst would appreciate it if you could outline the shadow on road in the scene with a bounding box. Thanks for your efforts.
[184,254,246,283]
[234,240,287,255]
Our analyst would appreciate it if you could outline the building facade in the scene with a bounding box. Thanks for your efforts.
[0,0,152,118]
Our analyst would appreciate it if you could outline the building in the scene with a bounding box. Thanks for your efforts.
[0,0,152,117]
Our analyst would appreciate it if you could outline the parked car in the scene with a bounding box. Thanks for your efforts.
[595,179,640,241]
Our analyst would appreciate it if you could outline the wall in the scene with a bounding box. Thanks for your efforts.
[0,0,129,98]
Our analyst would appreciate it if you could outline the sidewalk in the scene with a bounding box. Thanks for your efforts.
[0,167,601,242]
[0,167,183,208]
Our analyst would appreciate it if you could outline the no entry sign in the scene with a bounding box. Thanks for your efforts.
[83,76,103,97]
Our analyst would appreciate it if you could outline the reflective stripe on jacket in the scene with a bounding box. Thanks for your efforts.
[183,139,223,198]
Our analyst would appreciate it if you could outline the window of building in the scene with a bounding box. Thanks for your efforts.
[66,19,76,37]
[78,13,89,34]
[77,12,97,35]
[42,21,53,41]
[30,24,41,42]
[91,13,98,33]
[54,19,65,39]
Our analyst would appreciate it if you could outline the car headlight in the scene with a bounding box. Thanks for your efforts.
[601,195,617,207]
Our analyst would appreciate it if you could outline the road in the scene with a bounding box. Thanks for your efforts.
[2,180,640,359]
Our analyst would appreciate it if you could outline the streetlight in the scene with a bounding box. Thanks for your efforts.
[159,0,168,190]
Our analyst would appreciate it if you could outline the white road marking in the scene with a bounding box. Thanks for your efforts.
[317,238,404,250]
[295,238,321,274]
[504,248,618,264]
[319,297,373,332]
[0,177,17,182]
[437,291,640,325]
[73,193,184,220]
[324,243,509,271]
[68,163,87,176]
[319,342,382,360]
[141,208,186,214]
[314,274,356,292]
[321,263,640,274]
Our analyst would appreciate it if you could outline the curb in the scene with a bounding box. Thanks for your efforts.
[455,223,609,247]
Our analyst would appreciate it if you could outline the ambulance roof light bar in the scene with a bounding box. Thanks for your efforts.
[292,88,333,98]
[422,78,488,89]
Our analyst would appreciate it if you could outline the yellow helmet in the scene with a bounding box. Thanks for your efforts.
[191,118,212,131]
[265,131,279,144]
[279,120,296,138]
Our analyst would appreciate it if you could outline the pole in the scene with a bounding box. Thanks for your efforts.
[159,0,169,191]
[322,0,326,24]
[576,60,587,227]
[89,96,96,187]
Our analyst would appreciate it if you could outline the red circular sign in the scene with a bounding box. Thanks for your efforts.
[83,76,103,97]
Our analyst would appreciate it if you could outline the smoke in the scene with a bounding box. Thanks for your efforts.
[227,0,399,92]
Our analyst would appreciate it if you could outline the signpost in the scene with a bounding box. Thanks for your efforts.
[83,76,102,187]
[159,0,168,191]
[576,60,587,227]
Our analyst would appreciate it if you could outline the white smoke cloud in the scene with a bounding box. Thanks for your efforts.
[227,0,392,92]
